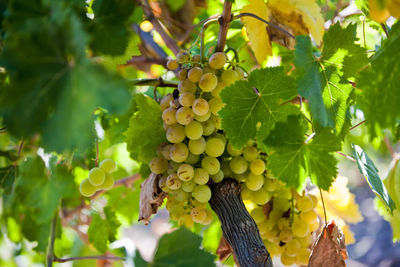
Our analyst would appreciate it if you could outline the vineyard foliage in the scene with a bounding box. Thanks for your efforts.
[0,0,399,266]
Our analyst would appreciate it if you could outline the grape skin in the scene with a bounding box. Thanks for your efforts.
[193,185,212,203]
[170,143,189,163]
[177,163,194,181]
[188,137,206,155]
[149,157,168,174]
[193,168,209,185]
[192,98,209,116]
[209,52,227,69]
[201,156,220,175]
[79,178,97,197]
[199,73,218,92]
[187,67,203,83]
[185,121,203,140]
[99,159,116,173]
[179,92,195,107]
[88,167,106,186]
[166,124,186,143]
[205,138,225,157]
[176,107,195,125]
[230,156,248,174]
[162,107,177,125]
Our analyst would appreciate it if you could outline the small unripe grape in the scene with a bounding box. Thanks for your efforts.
[230,156,248,174]
[149,157,168,174]
[185,121,203,140]
[166,173,182,190]
[193,184,212,203]
[199,73,218,92]
[178,68,188,80]
[201,120,215,136]
[177,163,194,181]
[201,156,220,175]
[182,179,196,192]
[187,67,203,83]
[178,80,196,94]
[194,110,211,122]
[208,97,223,115]
[192,98,209,116]
[162,107,177,125]
[176,107,194,125]
[99,159,116,173]
[205,138,225,157]
[193,168,209,185]
[245,172,264,191]
[209,52,226,69]
[177,50,190,63]
[80,178,97,197]
[192,199,207,208]
[251,187,271,205]
[250,159,265,175]
[88,167,106,186]
[188,137,206,155]
[185,153,199,165]
[166,124,186,143]
[243,145,258,161]
[160,94,174,110]
[211,170,224,183]
[170,143,189,163]
[221,69,240,85]
[190,206,207,223]
[227,143,243,156]
[166,59,179,70]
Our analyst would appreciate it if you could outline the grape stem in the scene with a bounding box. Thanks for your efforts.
[53,255,124,263]
[95,138,99,167]
[200,18,219,63]
[216,0,233,52]
[128,78,178,88]
[46,212,58,267]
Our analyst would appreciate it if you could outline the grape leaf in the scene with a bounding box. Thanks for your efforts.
[88,206,121,253]
[219,67,298,149]
[357,21,400,138]
[264,115,341,190]
[125,94,166,163]
[352,144,396,212]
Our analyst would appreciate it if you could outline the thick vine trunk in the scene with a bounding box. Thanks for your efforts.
[209,179,273,267]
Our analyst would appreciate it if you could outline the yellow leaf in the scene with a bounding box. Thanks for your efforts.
[267,0,324,45]
[241,0,272,63]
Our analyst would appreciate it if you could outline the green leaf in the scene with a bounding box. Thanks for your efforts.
[357,22,400,138]
[264,115,341,190]
[133,250,149,267]
[151,228,216,267]
[352,144,396,212]
[0,166,16,195]
[219,67,298,149]
[88,206,121,253]
[125,94,166,163]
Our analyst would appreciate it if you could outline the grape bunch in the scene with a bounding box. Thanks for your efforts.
[79,159,117,197]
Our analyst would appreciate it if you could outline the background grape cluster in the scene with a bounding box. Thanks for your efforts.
[79,159,117,197]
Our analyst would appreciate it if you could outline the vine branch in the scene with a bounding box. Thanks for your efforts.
[53,255,124,263]
[128,78,178,88]
[216,1,233,52]
[46,212,58,267]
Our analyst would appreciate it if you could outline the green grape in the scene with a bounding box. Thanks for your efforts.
[211,82,225,98]
[193,184,212,203]
[169,204,185,220]
[99,159,116,173]
[167,161,179,174]
[188,137,206,155]
[173,189,190,202]
[166,173,182,190]
[279,229,293,243]
[268,209,284,224]
[158,176,169,192]
[251,187,271,205]
[250,159,265,175]
[208,52,227,69]
[160,94,173,110]
[308,194,318,208]
[200,210,214,225]
[296,195,314,212]
[178,214,194,228]
[273,197,291,212]
[211,170,224,183]
[221,160,233,177]
[250,207,266,223]
[209,97,223,115]
[185,121,203,140]
[169,98,180,109]
[232,171,247,182]
[241,184,253,200]
[166,59,179,70]
[201,156,220,175]
[292,218,310,238]
[177,163,194,181]
[193,168,209,185]
[192,199,207,208]
[201,120,215,136]
[277,217,290,231]
[79,178,97,197]
[199,73,218,92]
[182,180,196,192]
[149,157,168,174]
[178,80,196,94]
[309,217,320,232]
[299,210,318,224]
[192,98,209,116]
[230,156,248,174]
[176,107,195,125]
[211,133,226,145]
[88,167,106,186]
[192,54,201,62]
[284,239,300,257]
[243,145,259,161]
[177,50,190,63]
[166,124,186,143]
[296,248,311,265]
[190,206,207,223]
[187,67,203,83]
[265,178,284,193]
[221,69,240,85]
[194,110,211,122]
[205,138,225,157]
[185,153,199,164]
[179,92,195,107]
[162,107,177,125]
[203,66,216,74]
[281,251,297,266]
[245,172,264,191]
[178,68,188,80]
[169,143,189,163]
[227,143,243,156]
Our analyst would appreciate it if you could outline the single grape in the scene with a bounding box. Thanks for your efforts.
[167,59,179,70]
[211,133,226,144]
[177,50,190,63]
[241,184,253,200]
[292,218,310,238]
[166,173,182,190]
[296,195,314,212]
[279,229,293,243]
[185,153,199,165]
[162,107,177,125]
[161,144,172,160]
[284,239,301,257]
[193,168,209,185]
[205,138,225,157]
[192,54,201,62]
[273,197,291,212]
[264,178,283,193]
[210,170,224,183]
[166,124,186,143]
[158,176,169,192]
[187,67,203,83]
[185,121,203,140]
[160,94,174,110]
[230,156,248,174]
[182,179,196,192]
[201,120,215,136]
[176,107,195,125]
[251,187,271,205]
[268,210,284,225]
[79,178,97,197]
[243,145,258,161]
[245,172,264,191]
[277,217,290,231]
[99,159,116,173]
[149,157,168,174]
[250,207,266,223]
[177,163,194,181]
[179,92,195,107]
[201,156,220,175]
[200,209,214,225]
[88,167,106,186]
[208,97,224,115]
[173,189,190,202]
[169,143,189,163]
[232,171,247,182]
[188,137,206,155]
[190,206,207,223]
[199,73,218,92]
[178,80,196,94]
[221,69,240,85]
[178,68,188,80]
[297,235,312,247]
[227,143,243,156]
[209,52,227,69]
[192,98,209,116]
[194,110,211,122]
[299,210,318,224]
[250,159,265,175]
[193,184,212,203]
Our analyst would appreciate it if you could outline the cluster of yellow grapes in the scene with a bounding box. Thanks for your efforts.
[79,159,116,197]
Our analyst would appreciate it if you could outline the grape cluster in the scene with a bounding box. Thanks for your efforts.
[79,159,117,197]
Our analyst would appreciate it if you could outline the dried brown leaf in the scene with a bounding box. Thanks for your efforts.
[138,173,167,225]
[308,220,348,267]
[216,237,240,266]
